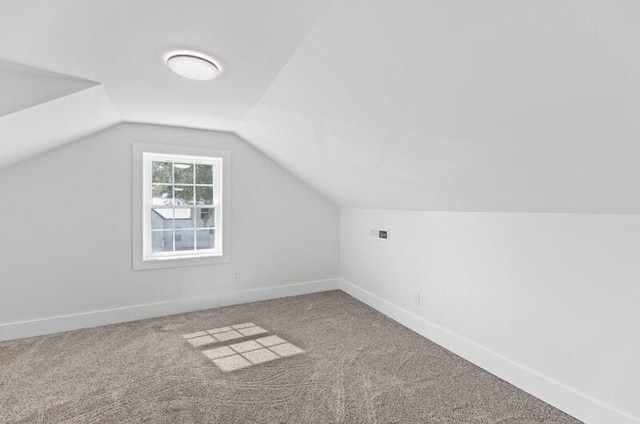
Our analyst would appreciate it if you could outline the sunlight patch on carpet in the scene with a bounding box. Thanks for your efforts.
[182,323,305,372]
[183,322,266,347]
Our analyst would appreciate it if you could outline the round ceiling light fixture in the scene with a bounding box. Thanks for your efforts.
[166,53,220,81]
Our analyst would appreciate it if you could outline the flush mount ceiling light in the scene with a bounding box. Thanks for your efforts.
[166,53,220,81]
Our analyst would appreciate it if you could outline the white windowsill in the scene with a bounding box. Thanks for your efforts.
[144,252,222,261]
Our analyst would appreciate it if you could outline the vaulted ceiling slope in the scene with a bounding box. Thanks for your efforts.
[0,60,97,117]
[0,60,120,169]
[0,0,331,132]
[0,0,330,171]
[2,1,639,213]
[239,0,640,213]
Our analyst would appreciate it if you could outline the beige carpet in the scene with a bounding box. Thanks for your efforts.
[0,290,581,423]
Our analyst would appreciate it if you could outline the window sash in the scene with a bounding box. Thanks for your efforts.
[143,152,223,261]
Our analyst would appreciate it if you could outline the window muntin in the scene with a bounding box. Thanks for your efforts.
[143,153,223,261]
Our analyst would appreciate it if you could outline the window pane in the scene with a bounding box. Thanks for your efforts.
[175,229,195,251]
[151,208,174,230]
[196,229,215,250]
[197,208,215,228]
[151,231,173,252]
[196,164,213,184]
[152,161,172,183]
[174,163,194,184]
[174,208,194,229]
[196,186,213,205]
[152,185,173,205]
[174,186,194,205]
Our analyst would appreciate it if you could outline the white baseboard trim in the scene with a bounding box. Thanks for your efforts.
[338,278,639,424]
[0,278,340,342]
[2,277,636,424]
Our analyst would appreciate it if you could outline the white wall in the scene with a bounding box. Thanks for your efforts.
[341,208,640,423]
[0,123,339,324]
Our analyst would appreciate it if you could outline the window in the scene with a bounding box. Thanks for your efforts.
[143,153,222,260]
[133,143,230,270]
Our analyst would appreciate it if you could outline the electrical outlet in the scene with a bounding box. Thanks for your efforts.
[413,292,421,305]
[232,273,239,282]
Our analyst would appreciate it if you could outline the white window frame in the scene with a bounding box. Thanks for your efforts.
[133,143,230,270]
[143,152,222,260]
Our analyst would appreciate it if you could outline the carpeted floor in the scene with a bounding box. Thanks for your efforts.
[0,290,581,423]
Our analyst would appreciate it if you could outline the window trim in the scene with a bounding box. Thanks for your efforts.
[132,143,230,270]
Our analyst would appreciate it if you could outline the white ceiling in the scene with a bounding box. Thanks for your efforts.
[239,0,640,213]
[0,60,96,117]
[0,0,331,130]
[0,82,120,169]
[0,60,120,168]
[2,0,640,213]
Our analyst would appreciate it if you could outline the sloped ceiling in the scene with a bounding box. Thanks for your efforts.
[239,0,640,213]
[0,60,97,117]
[0,0,331,132]
[2,0,640,213]
[0,60,121,169]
